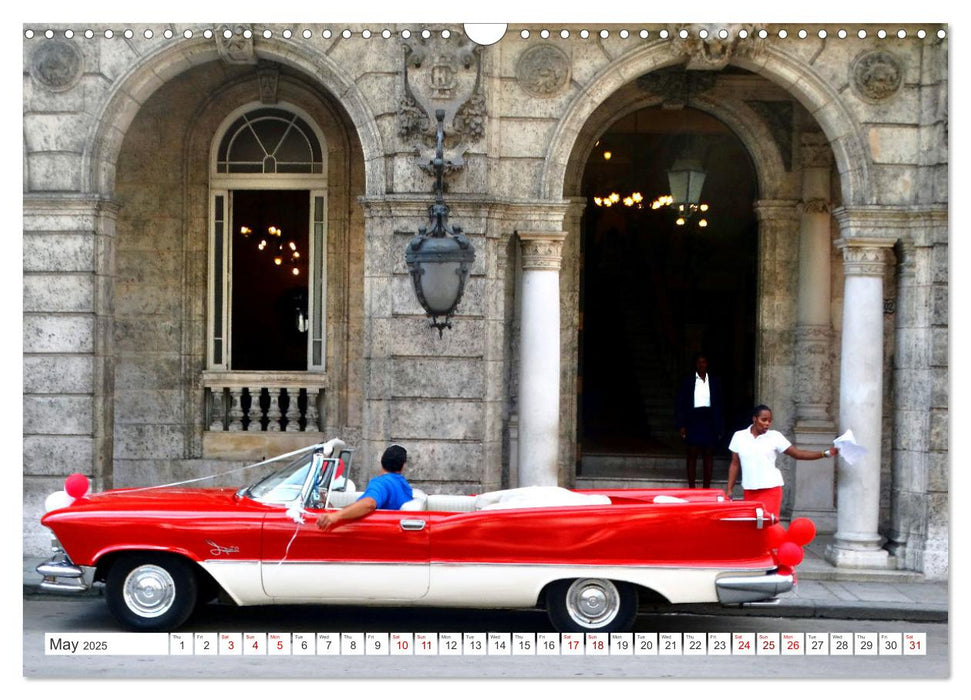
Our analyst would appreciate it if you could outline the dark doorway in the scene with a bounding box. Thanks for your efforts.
[231,190,310,371]
[578,107,758,474]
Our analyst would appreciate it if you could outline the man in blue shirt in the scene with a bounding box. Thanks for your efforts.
[316,444,413,530]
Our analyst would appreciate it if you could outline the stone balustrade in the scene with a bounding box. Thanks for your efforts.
[202,371,328,432]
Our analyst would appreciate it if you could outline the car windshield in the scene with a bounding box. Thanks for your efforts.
[243,452,318,504]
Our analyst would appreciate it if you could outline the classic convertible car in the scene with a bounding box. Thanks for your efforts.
[38,439,805,633]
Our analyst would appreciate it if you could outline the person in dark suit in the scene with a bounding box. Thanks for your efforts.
[675,353,724,488]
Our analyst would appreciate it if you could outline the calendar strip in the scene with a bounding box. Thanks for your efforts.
[45,631,928,656]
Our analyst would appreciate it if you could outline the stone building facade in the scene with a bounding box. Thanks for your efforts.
[23,23,948,578]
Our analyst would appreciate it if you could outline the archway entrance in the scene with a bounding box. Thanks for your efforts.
[578,106,758,481]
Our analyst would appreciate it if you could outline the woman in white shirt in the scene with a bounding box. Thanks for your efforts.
[726,405,839,517]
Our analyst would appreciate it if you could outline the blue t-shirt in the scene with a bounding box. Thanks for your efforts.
[358,472,413,510]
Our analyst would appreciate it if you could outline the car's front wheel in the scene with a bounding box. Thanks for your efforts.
[546,578,638,633]
[105,553,198,632]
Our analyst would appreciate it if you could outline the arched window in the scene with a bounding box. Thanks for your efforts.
[207,104,328,373]
[215,107,324,174]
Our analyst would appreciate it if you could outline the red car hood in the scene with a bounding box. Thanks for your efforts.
[42,487,245,521]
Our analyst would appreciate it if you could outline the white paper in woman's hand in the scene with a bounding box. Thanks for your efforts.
[834,429,868,465]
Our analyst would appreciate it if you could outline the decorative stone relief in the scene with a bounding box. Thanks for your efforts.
[516,44,571,98]
[800,131,834,168]
[799,198,831,215]
[637,68,716,110]
[398,40,485,151]
[30,40,83,92]
[671,24,765,70]
[215,25,257,65]
[519,235,565,270]
[257,65,279,104]
[852,50,903,103]
[747,100,794,170]
[794,325,833,416]
[452,86,486,144]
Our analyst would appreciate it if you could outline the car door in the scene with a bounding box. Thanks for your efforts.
[260,506,431,600]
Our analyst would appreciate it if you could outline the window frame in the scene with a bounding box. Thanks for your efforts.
[207,102,329,372]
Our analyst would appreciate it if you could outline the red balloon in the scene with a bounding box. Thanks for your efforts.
[787,518,817,546]
[777,541,804,567]
[765,524,787,549]
[64,473,89,499]
[776,565,793,577]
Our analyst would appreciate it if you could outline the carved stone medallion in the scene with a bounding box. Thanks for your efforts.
[516,44,571,98]
[852,50,903,102]
[30,40,83,92]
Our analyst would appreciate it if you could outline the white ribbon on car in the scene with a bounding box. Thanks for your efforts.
[276,502,309,567]
[115,438,348,568]
[120,442,326,492]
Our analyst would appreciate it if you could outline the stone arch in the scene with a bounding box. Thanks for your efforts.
[82,36,385,197]
[542,41,870,205]
[561,85,793,205]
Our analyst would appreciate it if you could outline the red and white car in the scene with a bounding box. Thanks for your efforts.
[38,440,805,633]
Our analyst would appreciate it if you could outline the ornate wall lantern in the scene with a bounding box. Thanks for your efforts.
[406,109,476,336]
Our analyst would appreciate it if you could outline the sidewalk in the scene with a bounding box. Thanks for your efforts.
[24,535,948,623]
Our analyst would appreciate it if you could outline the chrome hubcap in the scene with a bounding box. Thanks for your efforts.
[565,578,620,627]
[122,564,176,618]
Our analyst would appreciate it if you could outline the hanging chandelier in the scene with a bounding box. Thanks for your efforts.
[664,149,709,226]
[590,138,711,227]
[240,224,303,275]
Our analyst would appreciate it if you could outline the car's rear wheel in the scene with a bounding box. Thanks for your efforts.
[105,553,198,632]
[546,578,637,633]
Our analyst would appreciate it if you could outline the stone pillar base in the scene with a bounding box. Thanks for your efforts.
[791,422,837,533]
[790,507,837,533]
[824,542,892,569]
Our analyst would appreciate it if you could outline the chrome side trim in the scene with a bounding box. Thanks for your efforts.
[430,561,761,571]
[715,572,793,604]
[719,507,767,528]
[256,560,426,567]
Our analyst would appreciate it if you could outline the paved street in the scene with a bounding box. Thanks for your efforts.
[24,597,947,679]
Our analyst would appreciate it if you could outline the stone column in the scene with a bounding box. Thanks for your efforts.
[517,231,567,487]
[791,134,837,530]
[825,237,895,569]
[751,200,799,431]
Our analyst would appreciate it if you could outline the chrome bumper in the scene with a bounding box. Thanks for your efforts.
[715,571,794,605]
[36,539,90,594]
